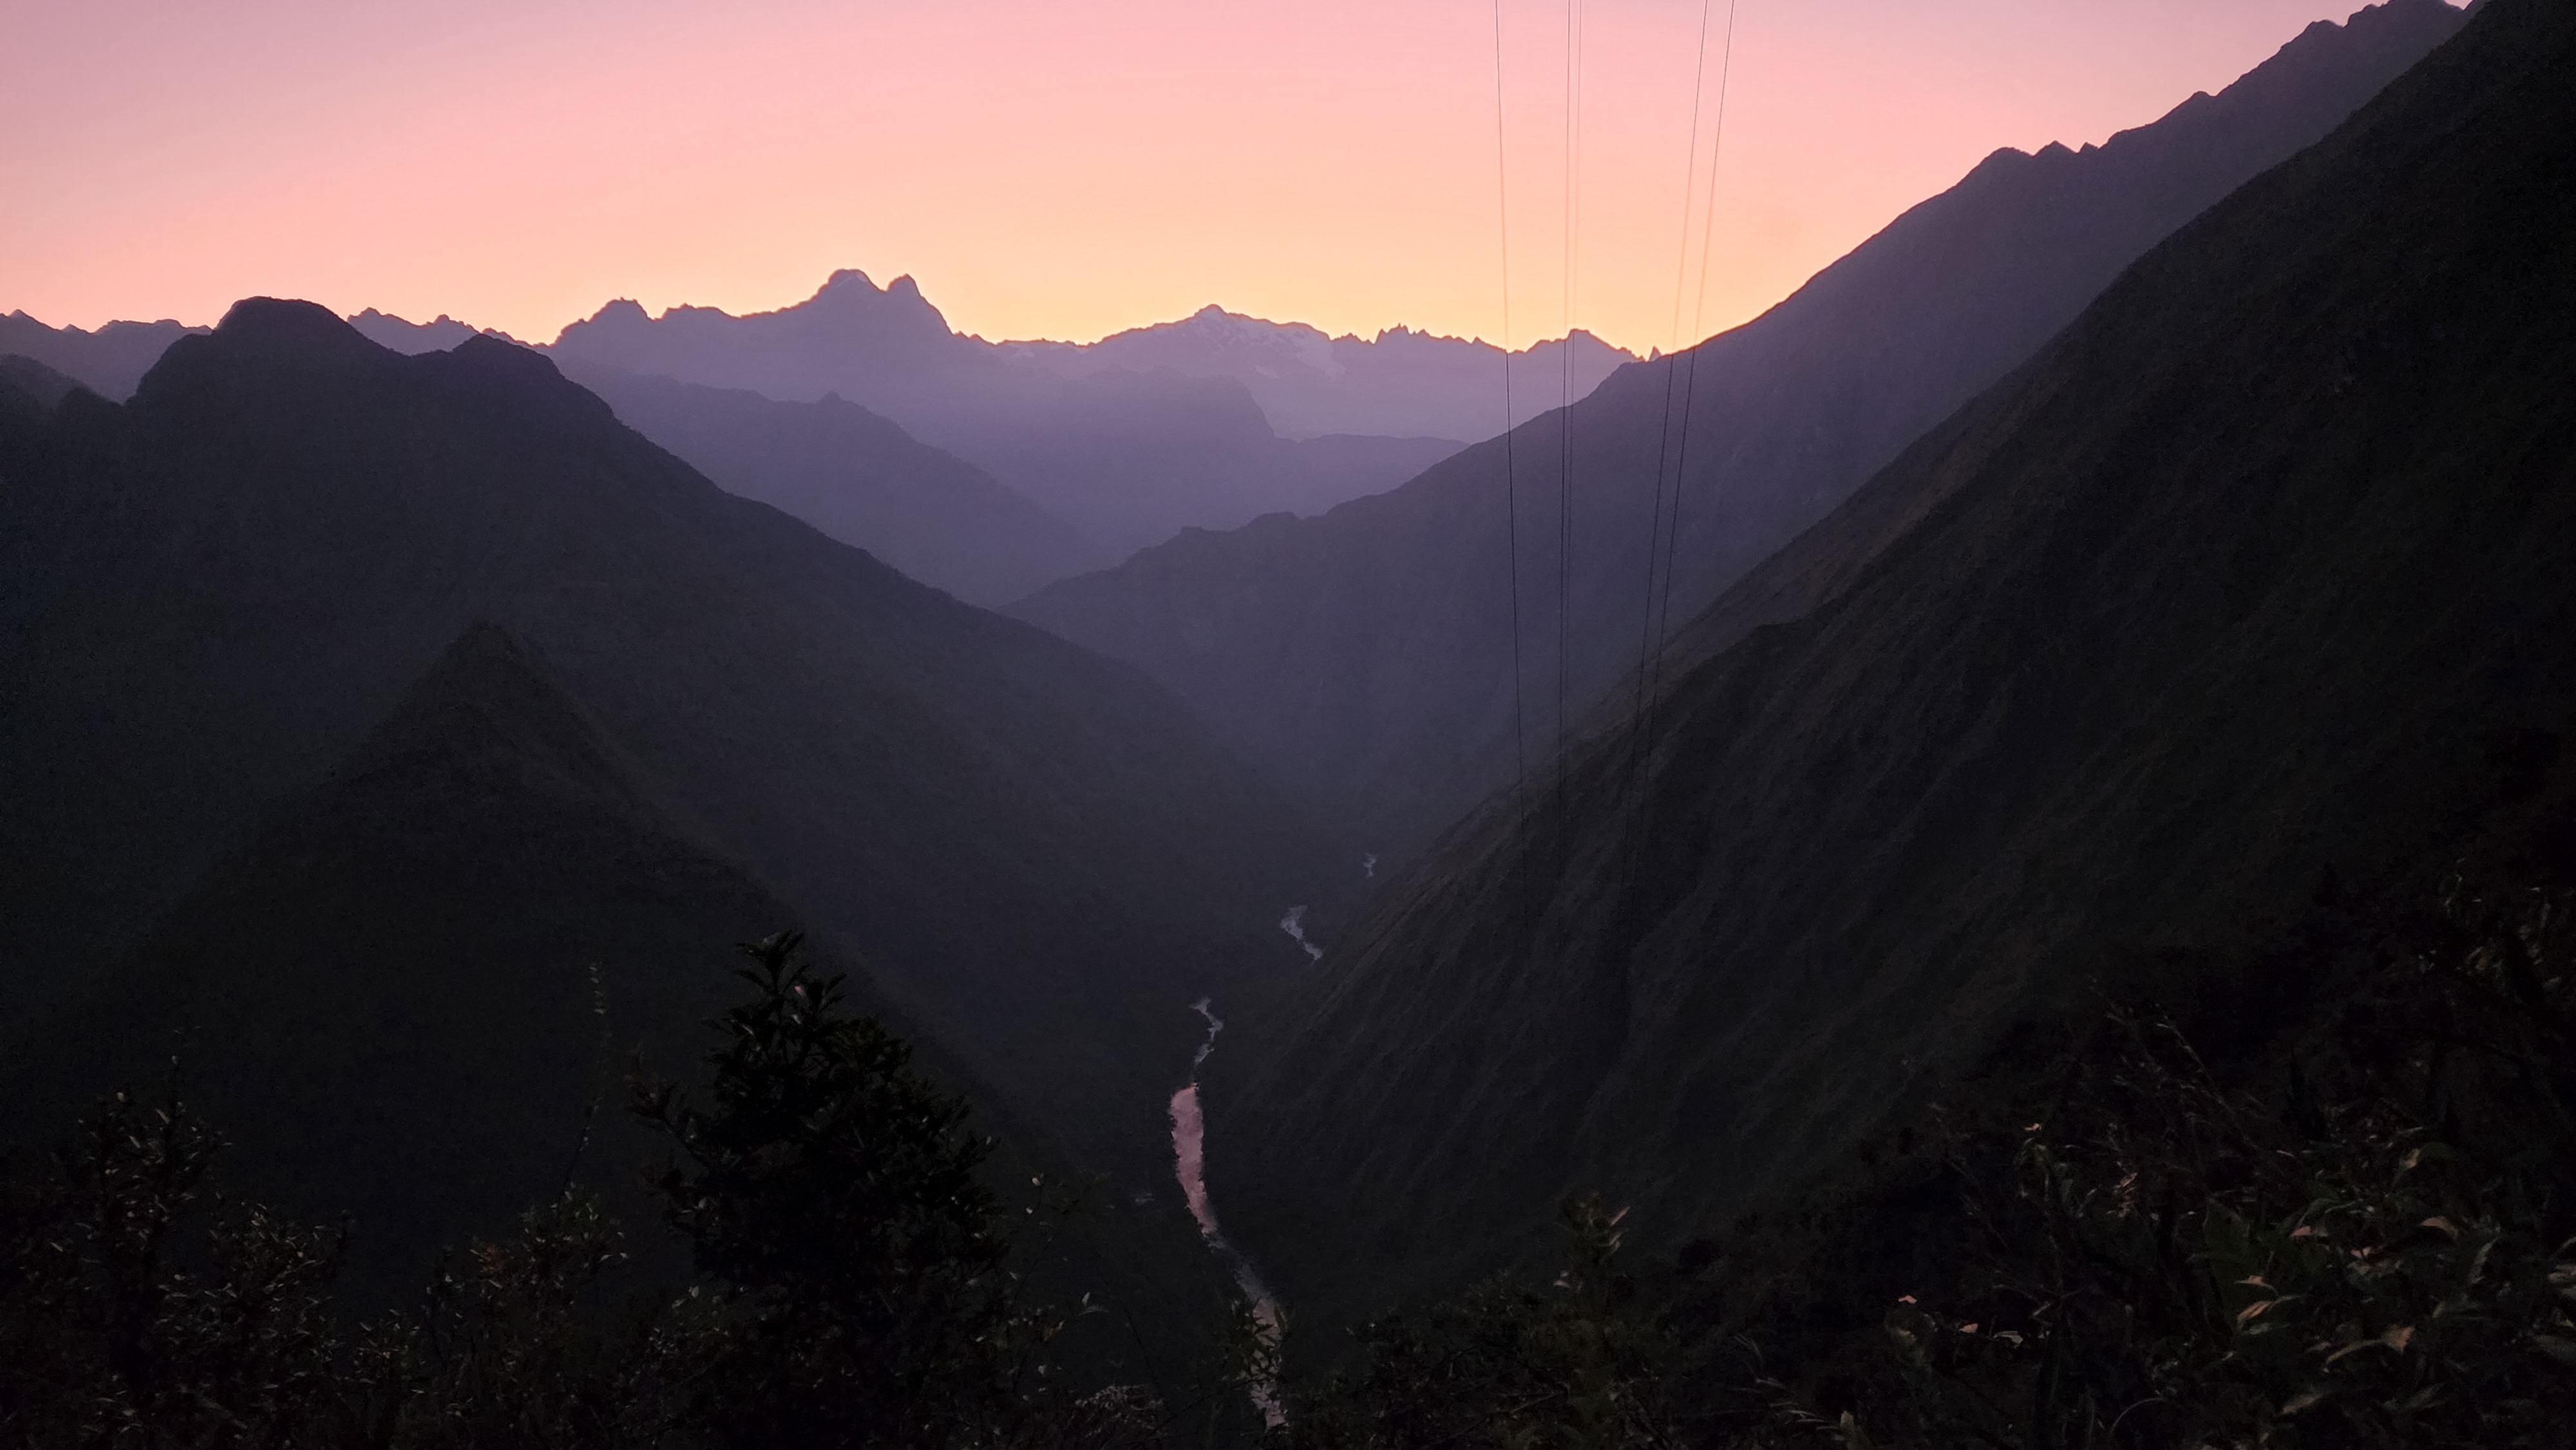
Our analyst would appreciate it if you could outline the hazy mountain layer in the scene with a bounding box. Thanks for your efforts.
[559,362,1086,605]
[548,273,1470,558]
[0,305,1337,1184]
[0,311,204,399]
[1010,0,2468,867]
[1005,307,1633,442]
[1206,0,2575,1330]
[6,297,1477,581]
[346,307,518,353]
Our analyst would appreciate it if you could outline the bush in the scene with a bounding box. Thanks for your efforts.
[1282,881,2576,1449]
[0,932,1165,1450]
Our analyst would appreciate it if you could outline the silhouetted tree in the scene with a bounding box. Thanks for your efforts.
[632,932,1139,1449]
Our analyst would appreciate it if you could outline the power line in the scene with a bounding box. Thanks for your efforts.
[1631,0,1719,736]
[1553,0,1586,870]
[1493,0,1536,941]
[1627,0,1741,883]
[1654,0,1740,671]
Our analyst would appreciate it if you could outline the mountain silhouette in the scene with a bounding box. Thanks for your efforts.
[1204,0,2574,1332]
[3,291,1483,583]
[548,272,1475,559]
[0,303,1338,1188]
[345,306,520,353]
[0,311,205,399]
[0,354,85,410]
[1005,306,1633,442]
[1009,0,2470,868]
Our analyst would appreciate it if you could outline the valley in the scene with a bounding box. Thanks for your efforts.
[4,0,2570,1444]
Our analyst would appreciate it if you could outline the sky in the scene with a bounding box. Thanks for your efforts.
[3,0,2407,354]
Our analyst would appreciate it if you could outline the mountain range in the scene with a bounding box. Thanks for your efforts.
[1202,0,2575,1335]
[0,311,204,400]
[549,274,1491,562]
[0,303,1340,1250]
[8,0,2559,1398]
[1003,306,1631,443]
[5,282,1602,596]
[554,363,1085,605]
[1009,0,2472,868]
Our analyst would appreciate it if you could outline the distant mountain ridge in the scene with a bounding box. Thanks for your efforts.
[550,274,1479,559]
[1206,0,2571,1336]
[0,311,204,399]
[1001,306,1632,442]
[5,290,1489,572]
[1009,0,2472,868]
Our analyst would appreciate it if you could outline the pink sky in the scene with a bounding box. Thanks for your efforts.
[3,0,2409,353]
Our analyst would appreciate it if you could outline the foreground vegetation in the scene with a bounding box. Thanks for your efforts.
[1282,880,2576,1448]
[9,881,2572,1447]
[0,936,1194,1449]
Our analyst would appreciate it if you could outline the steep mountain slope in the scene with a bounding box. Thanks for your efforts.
[0,355,86,410]
[0,311,204,399]
[1,622,801,1290]
[0,358,81,466]
[548,272,1466,558]
[0,306,1336,1182]
[1010,0,2468,867]
[1206,0,2576,1332]
[1007,307,1633,442]
[1,623,1247,1353]
[559,362,1086,605]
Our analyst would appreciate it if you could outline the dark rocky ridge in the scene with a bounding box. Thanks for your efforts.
[1010,0,2471,869]
[1207,0,2574,1333]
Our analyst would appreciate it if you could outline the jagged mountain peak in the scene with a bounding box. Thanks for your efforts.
[208,295,384,359]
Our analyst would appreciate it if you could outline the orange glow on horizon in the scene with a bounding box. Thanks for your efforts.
[3,0,2411,353]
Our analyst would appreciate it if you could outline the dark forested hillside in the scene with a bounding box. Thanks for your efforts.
[1207,0,2576,1333]
[559,362,1087,605]
[1011,0,2468,867]
[0,306,1337,1191]
[0,623,802,1291]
